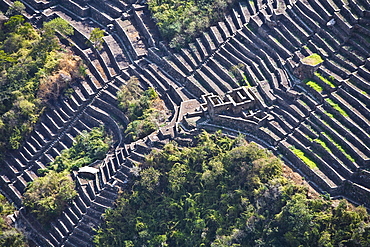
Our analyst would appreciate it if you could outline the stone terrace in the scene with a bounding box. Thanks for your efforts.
[0,0,369,246]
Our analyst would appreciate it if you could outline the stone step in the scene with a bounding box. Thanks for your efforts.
[65,234,90,247]
[266,120,286,140]
[276,18,304,47]
[85,207,103,221]
[231,7,244,29]
[225,14,238,35]
[94,194,115,209]
[318,0,340,13]
[180,48,198,69]
[63,239,78,247]
[195,37,209,60]
[209,26,224,48]
[161,55,187,80]
[280,11,311,42]
[268,25,297,53]
[20,145,34,161]
[193,69,224,96]
[93,97,130,126]
[292,1,322,31]
[309,134,354,177]
[66,93,83,110]
[73,119,91,134]
[129,150,146,163]
[270,109,294,132]
[310,112,368,164]
[115,19,147,60]
[342,80,370,109]
[13,175,28,194]
[49,222,65,243]
[207,58,239,88]
[326,91,370,137]
[287,135,344,185]
[65,207,79,226]
[90,200,109,213]
[71,199,85,217]
[217,21,232,40]
[103,35,130,71]
[341,43,368,67]
[70,227,92,243]
[306,0,332,22]
[80,111,103,129]
[133,9,157,47]
[104,84,120,101]
[201,64,233,92]
[350,72,370,95]
[76,217,97,236]
[201,32,217,55]
[9,154,28,170]
[238,1,252,24]
[29,135,43,151]
[89,3,115,26]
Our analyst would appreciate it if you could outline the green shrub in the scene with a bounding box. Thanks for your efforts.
[148,0,236,49]
[95,131,370,247]
[50,126,111,172]
[0,195,26,246]
[23,171,77,224]
[117,77,167,141]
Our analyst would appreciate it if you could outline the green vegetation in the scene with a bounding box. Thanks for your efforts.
[26,127,111,224]
[302,53,324,66]
[314,72,336,88]
[24,171,77,224]
[325,98,349,117]
[95,131,370,246]
[48,126,111,172]
[230,63,251,86]
[5,1,25,16]
[314,138,331,153]
[117,77,167,141]
[291,147,318,169]
[0,13,79,152]
[0,194,27,246]
[321,132,355,162]
[148,0,236,49]
[43,17,74,38]
[88,28,105,50]
[304,79,324,93]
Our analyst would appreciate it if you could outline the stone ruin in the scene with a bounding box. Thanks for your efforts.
[0,0,368,246]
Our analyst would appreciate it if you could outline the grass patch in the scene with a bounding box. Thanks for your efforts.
[242,73,251,87]
[321,132,355,162]
[302,53,324,66]
[325,98,349,117]
[304,79,324,93]
[291,148,318,169]
[314,139,331,153]
[314,72,336,88]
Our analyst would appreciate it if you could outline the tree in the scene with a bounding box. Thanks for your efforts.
[43,17,74,37]
[5,1,25,16]
[0,194,27,246]
[50,126,111,172]
[23,171,77,224]
[88,28,105,50]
